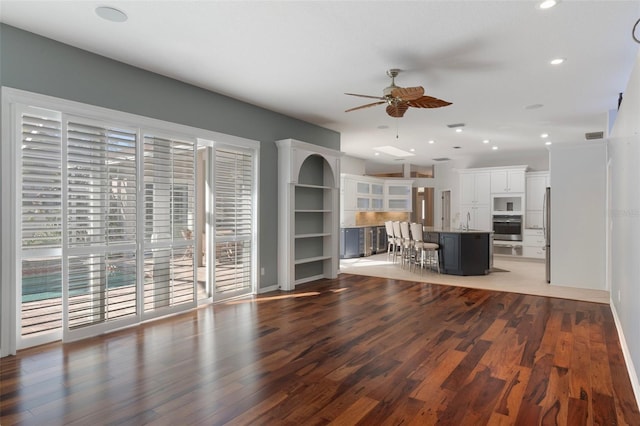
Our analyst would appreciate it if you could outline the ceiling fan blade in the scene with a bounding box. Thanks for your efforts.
[344,92,385,100]
[386,102,409,118]
[407,96,452,109]
[390,86,424,101]
[345,101,386,113]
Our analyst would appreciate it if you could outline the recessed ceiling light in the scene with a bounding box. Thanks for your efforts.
[545,141,553,146]
[550,58,565,65]
[540,133,549,138]
[409,148,415,152]
[428,140,435,144]
[492,146,499,150]
[482,139,490,144]
[96,6,128,22]
[455,128,462,133]
[374,152,380,156]
[539,0,557,9]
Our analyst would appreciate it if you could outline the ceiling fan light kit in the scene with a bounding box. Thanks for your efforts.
[345,69,452,118]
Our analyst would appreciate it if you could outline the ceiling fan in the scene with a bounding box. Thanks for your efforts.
[345,69,452,118]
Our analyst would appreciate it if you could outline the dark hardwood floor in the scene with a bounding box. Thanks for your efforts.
[1,274,639,425]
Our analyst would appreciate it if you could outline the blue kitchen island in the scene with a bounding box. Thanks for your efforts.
[424,228,493,276]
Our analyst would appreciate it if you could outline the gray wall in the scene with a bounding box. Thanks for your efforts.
[0,24,340,290]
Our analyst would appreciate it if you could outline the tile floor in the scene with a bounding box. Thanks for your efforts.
[339,253,610,304]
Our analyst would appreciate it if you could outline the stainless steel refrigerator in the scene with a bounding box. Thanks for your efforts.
[544,187,551,283]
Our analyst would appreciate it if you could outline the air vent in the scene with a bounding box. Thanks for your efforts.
[432,157,451,162]
[585,131,604,140]
[447,123,465,128]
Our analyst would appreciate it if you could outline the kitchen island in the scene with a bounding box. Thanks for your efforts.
[339,225,493,276]
[424,227,493,276]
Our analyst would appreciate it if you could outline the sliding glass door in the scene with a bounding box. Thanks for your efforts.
[5,90,258,353]
[142,134,196,318]
[213,146,255,300]
[64,118,139,341]
[18,106,64,347]
[13,105,197,347]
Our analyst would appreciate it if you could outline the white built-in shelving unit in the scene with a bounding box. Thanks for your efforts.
[276,139,341,290]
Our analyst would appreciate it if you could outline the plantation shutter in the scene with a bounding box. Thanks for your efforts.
[214,147,254,295]
[19,108,63,338]
[65,119,138,332]
[143,135,196,314]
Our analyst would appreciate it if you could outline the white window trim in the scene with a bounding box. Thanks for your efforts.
[1,87,260,356]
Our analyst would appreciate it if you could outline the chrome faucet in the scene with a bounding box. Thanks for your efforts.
[465,212,470,231]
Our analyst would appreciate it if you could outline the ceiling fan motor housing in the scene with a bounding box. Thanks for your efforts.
[383,69,400,97]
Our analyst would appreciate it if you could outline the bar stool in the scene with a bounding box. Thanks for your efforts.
[384,221,398,262]
[391,221,405,265]
[410,222,440,273]
[399,221,413,268]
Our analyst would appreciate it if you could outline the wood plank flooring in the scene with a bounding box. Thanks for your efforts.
[1,274,639,425]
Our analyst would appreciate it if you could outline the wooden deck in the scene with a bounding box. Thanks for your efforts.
[20,260,203,336]
[2,273,639,425]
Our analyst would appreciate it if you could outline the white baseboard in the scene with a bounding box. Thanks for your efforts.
[610,297,640,410]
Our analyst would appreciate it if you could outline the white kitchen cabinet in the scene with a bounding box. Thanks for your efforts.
[460,171,491,230]
[522,228,545,259]
[341,174,386,212]
[525,171,549,229]
[384,180,413,211]
[277,139,340,291]
[341,177,357,211]
[460,171,491,205]
[491,168,526,193]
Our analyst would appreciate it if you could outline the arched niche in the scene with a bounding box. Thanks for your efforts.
[297,153,337,188]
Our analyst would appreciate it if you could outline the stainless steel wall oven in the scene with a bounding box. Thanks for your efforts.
[492,215,523,241]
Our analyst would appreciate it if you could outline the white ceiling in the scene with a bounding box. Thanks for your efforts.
[2,1,639,167]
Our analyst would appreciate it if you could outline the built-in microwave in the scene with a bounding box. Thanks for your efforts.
[493,214,523,241]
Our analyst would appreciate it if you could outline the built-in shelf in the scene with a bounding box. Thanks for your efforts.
[295,233,332,238]
[294,255,332,265]
[295,183,331,190]
[277,139,341,290]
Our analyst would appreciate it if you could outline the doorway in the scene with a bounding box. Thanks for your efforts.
[441,190,451,229]
[412,187,434,225]
[196,140,257,303]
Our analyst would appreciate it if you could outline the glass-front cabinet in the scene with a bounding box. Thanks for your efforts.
[342,175,384,211]
[384,181,413,211]
[342,174,413,214]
